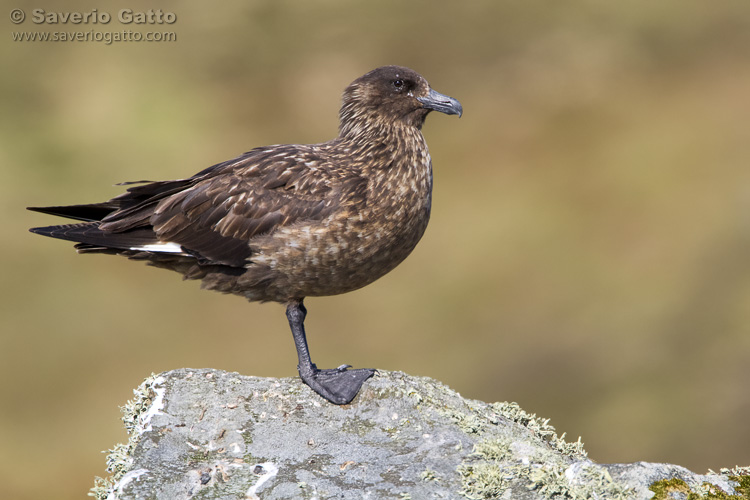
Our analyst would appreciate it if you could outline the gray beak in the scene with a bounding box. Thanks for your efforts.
[417,88,463,117]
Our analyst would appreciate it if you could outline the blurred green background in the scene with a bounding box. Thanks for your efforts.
[2,1,750,498]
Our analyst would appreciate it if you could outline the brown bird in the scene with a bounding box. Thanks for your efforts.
[28,66,462,404]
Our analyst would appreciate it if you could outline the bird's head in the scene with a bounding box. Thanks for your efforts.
[339,66,462,138]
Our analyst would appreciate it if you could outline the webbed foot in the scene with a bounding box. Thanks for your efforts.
[298,363,376,404]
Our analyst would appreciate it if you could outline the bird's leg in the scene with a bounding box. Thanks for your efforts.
[286,300,375,404]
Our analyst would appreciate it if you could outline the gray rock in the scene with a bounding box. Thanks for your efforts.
[91,369,749,500]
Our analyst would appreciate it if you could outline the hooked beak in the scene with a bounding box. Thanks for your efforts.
[417,88,463,117]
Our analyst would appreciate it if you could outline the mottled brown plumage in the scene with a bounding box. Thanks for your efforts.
[29,66,462,404]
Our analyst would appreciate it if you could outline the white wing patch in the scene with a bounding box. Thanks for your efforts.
[131,242,186,254]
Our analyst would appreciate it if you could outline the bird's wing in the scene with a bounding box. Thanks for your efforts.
[97,145,365,267]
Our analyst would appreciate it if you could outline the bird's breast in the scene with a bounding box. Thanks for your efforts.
[251,139,433,299]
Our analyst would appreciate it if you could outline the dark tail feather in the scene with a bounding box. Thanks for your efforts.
[29,223,161,251]
[26,179,196,224]
[27,203,117,222]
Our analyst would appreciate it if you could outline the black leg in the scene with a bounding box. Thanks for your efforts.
[286,299,375,404]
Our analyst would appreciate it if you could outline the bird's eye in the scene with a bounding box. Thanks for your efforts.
[392,79,405,91]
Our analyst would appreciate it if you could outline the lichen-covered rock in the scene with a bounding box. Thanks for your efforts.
[91,369,749,500]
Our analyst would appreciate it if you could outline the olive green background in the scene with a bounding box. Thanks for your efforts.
[2,1,749,499]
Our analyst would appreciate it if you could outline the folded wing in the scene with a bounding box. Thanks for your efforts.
[29,145,363,268]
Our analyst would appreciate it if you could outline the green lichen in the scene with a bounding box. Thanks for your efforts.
[526,463,633,500]
[187,450,211,463]
[242,430,254,446]
[89,373,165,499]
[649,476,750,500]
[477,439,513,462]
[444,407,486,435]
[458,462,508,499]
[421,468,439,482]
[407,389,424,404]
[649,478,708,499]
[90,476,114,500]
[457,433,629,500]
[722,468,750,498]
[457,436,514,498]
[526,463,632,500]
[732,473,750,498]
[576,465,632,500]
[722,467,750,477]
[490,402,587,459]
[437,393,586,461]
[527,464,570,498]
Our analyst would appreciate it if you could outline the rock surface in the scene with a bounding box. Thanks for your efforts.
[92,369,749,500]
